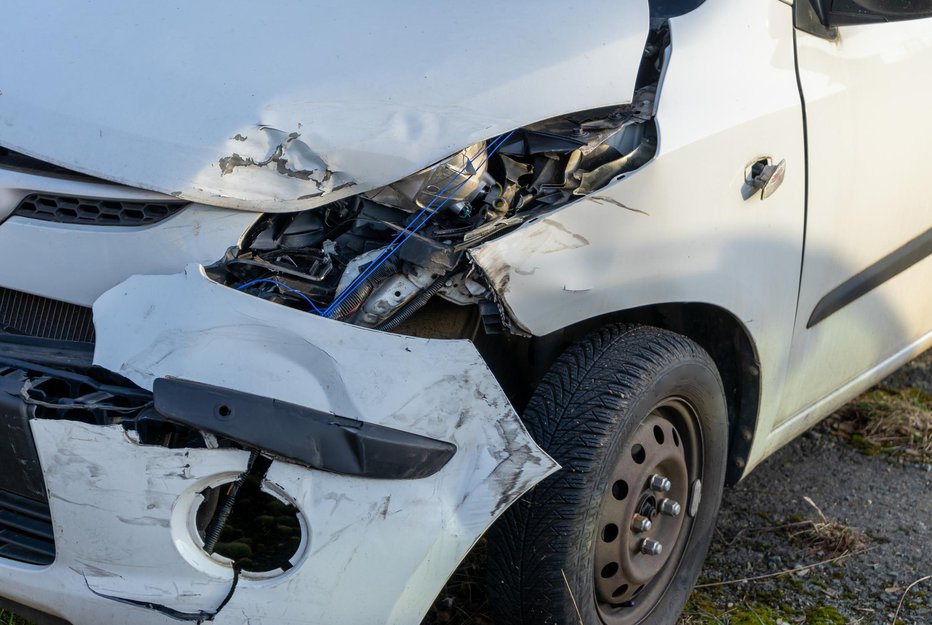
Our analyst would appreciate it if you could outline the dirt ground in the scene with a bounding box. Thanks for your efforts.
[679,352,932,625]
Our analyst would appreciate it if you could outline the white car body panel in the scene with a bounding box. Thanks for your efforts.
[0,166,257,306]
[777,18,932,425]
[3,422,250,624]
[471,0,806,473]
[0,266,557,625]
[0,1,649,211]
[0,1,930,623]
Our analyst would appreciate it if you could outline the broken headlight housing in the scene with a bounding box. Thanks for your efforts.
[210,92,659,332]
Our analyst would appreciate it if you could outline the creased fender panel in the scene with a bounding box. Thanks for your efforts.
[0,1,649,211]
[88,265,558,625]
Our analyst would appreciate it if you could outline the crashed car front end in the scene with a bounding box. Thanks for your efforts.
[0,1,668,623]
[0,279,554,624]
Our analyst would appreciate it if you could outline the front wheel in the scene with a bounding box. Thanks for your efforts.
[488,325,728,625]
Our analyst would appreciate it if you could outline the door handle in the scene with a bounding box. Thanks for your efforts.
[743,157,786,200]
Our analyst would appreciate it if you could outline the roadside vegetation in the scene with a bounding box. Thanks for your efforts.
[826,387,932,465]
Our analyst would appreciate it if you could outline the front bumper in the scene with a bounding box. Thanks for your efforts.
[0,266,557,625]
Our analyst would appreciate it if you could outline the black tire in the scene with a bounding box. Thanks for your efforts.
[487,324,728,625]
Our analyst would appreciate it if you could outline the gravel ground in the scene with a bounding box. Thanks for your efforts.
[682,352,932,625]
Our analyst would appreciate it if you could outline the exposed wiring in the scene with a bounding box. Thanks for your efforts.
[236,131,516,320]
[235,278,325,315]
[202,449,260,554]
[321,131,515,318]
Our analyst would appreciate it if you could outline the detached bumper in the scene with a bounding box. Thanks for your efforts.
[0,266,557,625]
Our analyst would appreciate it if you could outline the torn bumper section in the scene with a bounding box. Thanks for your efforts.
[0,265,557,625]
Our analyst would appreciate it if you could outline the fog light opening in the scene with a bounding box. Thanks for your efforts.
[196,457,304,576]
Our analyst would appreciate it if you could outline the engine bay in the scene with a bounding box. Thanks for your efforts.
[210,29,668,335]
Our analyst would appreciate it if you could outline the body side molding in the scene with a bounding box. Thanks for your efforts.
[807,227,932,328]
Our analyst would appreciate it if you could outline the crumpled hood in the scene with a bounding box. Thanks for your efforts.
[0,1,649,211]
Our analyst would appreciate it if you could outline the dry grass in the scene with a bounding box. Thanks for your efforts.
[784,498,869,558]
[826,387,932,463]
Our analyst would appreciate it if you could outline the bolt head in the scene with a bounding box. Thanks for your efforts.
[649,474,672,493]
[640,538,663,556]
[631,514,652,533]
[660,499,681,517]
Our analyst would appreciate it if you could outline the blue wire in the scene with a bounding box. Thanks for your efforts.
[236,278,326,315]
[322,131,515,317]
[322,142,497,316]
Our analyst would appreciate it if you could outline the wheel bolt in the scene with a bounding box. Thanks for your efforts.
[649,474,671,493]
[640,538,663,556]
[631,514,652,533]
[659,498,681,517]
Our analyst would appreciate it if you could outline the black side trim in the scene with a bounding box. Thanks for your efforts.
[807,228,932,328]
[153,378,457,479]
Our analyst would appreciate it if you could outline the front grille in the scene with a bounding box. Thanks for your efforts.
[13,193,186,227]
[0,287,95,343]
[0,490,54,566]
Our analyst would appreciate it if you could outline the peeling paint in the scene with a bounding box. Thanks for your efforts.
[217,128,355,198]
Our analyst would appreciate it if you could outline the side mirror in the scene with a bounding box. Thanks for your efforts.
[811,0,932,26]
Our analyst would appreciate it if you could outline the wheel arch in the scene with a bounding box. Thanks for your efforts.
[527,302,760,486]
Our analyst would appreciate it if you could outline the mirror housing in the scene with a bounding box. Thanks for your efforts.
[811,0,932,26]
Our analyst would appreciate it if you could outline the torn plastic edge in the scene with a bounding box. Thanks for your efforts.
[84,568,239,624]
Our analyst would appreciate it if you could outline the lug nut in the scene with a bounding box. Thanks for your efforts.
[640,538,663,556]
[659,498,682,517]
[649,474,671,493]
[631,514,652,533]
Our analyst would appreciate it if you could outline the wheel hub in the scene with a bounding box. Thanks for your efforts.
[593,402,700,622]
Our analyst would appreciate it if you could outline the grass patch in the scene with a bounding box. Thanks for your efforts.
[826,387,932,463]
[0,610,31,625]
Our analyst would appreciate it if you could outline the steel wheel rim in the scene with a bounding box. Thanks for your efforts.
[593,398,703,624]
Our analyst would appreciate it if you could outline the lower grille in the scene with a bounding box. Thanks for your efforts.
[0,490,54,565]
[13,193,186,227]
[0,287,94,343]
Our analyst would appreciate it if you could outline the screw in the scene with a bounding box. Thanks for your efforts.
[659,498,681,517]
[640,538,663,556]
[649,474,671,493]
[631,514,652,533]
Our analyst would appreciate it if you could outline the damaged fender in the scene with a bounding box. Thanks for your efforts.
[81,265,557,624]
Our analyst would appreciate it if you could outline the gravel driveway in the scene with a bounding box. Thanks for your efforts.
[682,353,932,625]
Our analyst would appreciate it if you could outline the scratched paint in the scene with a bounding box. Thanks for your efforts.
[72,264,559,625]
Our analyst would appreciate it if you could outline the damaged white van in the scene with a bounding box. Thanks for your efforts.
[1,0,930,624]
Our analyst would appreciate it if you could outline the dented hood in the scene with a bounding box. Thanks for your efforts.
[0,1,649,211]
